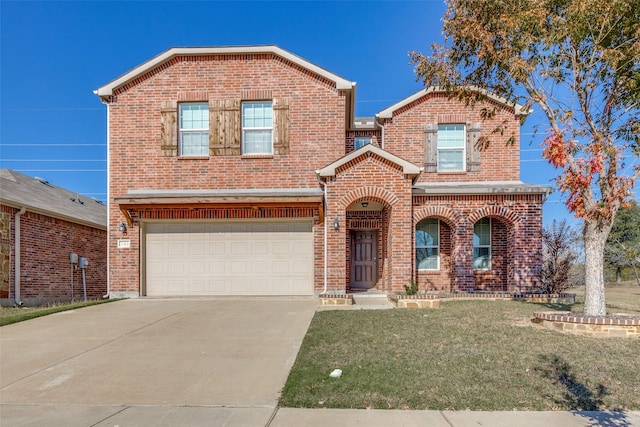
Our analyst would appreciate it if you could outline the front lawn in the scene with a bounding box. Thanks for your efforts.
[281,292,640,411]
[0,299,115,326]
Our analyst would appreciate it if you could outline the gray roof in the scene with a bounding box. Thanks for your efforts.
[0,169,107,229]
[413,181,553,196]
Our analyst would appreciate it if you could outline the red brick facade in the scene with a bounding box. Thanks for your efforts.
[97,46,549,298]
[0,205,107,305]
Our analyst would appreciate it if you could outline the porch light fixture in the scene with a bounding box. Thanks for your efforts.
[361,202,369,208]
[333,217,339,230]
[119,221,127,234]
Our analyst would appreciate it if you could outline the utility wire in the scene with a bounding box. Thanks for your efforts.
[0,143,105,146]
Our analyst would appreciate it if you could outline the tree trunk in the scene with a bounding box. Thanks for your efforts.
[583,220,612,316]
[616,267,622,283]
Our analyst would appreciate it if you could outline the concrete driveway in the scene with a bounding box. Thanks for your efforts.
[0,298,318,426]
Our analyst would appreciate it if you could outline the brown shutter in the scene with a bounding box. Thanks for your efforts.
[466,122,481,172]
[210,100,241,156]
[160,101,177,157]
[273,98,289,155]
[424,123,438,172]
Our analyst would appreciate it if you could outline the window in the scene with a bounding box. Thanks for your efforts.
[416,219,439,270]
[437,124,465,172]
[474,218,491,269]
[179,103,209,156]
[354,137,371,150]
[242,101,273,154]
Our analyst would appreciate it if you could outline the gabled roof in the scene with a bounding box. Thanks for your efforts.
[0,169,107,229]
[376,86,529,119]
[95,45,355,99]
[316,144,422,177]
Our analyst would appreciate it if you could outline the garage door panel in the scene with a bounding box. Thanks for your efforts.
[209,242,225,255]
[167,242,185,256]
[146,221,313,296]
[209,260,226,274]
[188,242,206,255]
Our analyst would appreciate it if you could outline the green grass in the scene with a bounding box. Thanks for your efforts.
[281,284,640,411]
[0,299,117,326]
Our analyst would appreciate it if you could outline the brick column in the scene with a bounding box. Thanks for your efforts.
[453,221,474,291]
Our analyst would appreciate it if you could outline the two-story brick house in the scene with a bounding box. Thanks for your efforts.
[95,46,550,298]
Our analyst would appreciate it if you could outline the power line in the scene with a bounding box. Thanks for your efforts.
[0,107,103,112]
[12,169,106,172]
[0,144,105,146]
[3,159,105,162]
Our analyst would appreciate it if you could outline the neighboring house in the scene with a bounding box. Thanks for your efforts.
[0,170,107,305]
[95,45,551,298]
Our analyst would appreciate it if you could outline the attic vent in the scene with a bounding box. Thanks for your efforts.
[70,195,85,205]
[34,176,53,187]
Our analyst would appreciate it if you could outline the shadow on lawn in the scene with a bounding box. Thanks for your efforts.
[537,354,630,427]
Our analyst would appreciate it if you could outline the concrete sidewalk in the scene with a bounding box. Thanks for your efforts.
[2,404,638,426]
[2,298,639,426]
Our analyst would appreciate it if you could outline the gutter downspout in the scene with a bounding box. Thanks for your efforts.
[375,116,385,149]
[97,96,111,299]
[14,207,26,306]
[316,172,328,294]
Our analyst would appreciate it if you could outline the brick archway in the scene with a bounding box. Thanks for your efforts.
[413,206,460,228]
[468,205,521,226]
[468,206,523,292]
[339,186,398,210]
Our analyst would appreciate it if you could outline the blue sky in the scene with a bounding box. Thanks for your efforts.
[2,0,623,228]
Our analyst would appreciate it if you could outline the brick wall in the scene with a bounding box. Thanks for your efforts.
[345,130,381,152]
[325,152,414,293]
[107,53,347,295]
[0,205,107,305]
[413,194,543,292]
[381,92,521,183]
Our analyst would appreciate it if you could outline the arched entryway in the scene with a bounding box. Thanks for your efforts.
[346,199,386,290]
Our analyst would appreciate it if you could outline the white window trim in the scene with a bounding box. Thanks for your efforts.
[437,124,466,172]
[242,101,273,155]
[416,218,440,271]
[179,102,209,157]
[474,218,491,270]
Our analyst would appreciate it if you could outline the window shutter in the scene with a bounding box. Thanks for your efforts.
[160,101,177,157]
[466,122,481,172]
[424,123,438,172]
[210,100,241,156]
[273,98,290,155]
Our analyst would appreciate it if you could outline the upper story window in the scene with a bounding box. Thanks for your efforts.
[242,101,273,155]
[473,218,491,270]
[437,124,465,172]
[179,103,209,156]
[416,218,440,270]
[354,137,372,150]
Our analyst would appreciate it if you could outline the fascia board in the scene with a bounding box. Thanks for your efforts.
[317,144,421,177]
[376,86,529,119]
[0,199,107,230]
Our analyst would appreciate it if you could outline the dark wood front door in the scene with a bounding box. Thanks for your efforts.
[350,230,378,290]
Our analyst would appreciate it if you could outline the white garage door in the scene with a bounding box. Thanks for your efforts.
[145,221,313,296]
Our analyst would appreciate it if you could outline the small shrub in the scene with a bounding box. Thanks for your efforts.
[403,279,419,295]
[539,220,579,293]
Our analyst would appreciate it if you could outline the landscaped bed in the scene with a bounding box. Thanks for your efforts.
[281,284,640,411]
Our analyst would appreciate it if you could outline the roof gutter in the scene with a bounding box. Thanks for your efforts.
[14,207,26,306]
